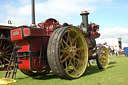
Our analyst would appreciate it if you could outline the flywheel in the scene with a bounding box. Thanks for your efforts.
[47,26,88,79]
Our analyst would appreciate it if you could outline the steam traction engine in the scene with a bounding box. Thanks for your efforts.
[8,11,109,80]
[2,0,109,82]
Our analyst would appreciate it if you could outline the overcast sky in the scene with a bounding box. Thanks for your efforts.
[0,0,128,45]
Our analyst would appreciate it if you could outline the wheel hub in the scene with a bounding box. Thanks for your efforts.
[0,51,5,58]
[69,46,77,57]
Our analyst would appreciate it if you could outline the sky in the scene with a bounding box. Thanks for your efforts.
[0,0,128,46]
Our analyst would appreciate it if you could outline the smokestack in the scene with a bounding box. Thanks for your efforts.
[80,11,89,31]
[31,0,36,26]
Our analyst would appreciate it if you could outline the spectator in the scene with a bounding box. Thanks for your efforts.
[108,46,112,55]
[114,45,119,57]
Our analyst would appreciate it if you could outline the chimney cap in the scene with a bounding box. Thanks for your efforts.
[80,11,89,15]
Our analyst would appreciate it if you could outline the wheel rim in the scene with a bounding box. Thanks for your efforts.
[0,38,14,70]
[59,27,88,78]
[99,47,109,69]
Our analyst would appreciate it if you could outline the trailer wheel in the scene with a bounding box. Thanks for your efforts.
[0,37,14,71]
[96,46,109,69]
[47,26,88,79]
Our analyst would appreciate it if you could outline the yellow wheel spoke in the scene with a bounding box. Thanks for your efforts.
[75,53,80,58]
[4,44,12,51]
[77,46,84,51]
[60,49,69,53]
[99,57,103,63]
[100,50,103,54]
[66,30,72,46]
[65,60,68,72]
[60,40,64,49]
[0,60,3,68]
[60,54,64,59]
[72,34,79,45]
[3,44,5,49]
[62,39,70,47]
[99,54,103,58]
[66,59,72,73]
[70,61,77,72]
[75,62,79,69]
[3,58,5,66]
[66,30,70,43]
[4,58,10,62]
[5,55,10,58]
[73,57,84,64]
[5,53,12,56]
[69,35,72,46]
[5,50,11,53]
[61,55,70,63]
[73,58,76,66]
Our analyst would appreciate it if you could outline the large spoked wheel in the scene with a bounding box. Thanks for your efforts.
[0,37,14,70]
[96,46,109,69]
[47,26,88,79]
[20,67,51,77]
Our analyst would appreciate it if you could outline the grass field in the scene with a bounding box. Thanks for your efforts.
[0,55,128,85]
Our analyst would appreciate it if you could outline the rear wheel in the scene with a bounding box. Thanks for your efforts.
[20,67,51,77]
[0,37,14,70]
[47,26,88,79]
[96,46,109,69]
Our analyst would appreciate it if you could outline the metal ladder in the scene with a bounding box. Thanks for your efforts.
[5,56,18,79]
[5,46,22,79]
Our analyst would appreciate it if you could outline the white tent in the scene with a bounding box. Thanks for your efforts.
[122,43,128,48]
[96,38,128,49]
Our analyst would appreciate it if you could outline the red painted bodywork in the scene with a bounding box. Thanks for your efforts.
[10,18,58,71]
[37,18,60,36]
[18,57,31,70]
[17,40,30,52]
[11,28,23,41]
[23,28,30,36]
[11,26,50,71]
[86,23,100,56]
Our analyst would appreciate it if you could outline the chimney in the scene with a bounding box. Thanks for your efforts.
[80,11,89,31]
[31,0,36,26]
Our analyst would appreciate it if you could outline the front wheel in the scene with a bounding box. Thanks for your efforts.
[96,46,109,69]
[47,26,88,79]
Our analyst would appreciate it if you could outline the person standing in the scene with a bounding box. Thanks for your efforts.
[114,45,119,57]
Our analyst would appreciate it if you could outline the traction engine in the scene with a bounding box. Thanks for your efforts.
[0,0,109,83]
[10,13,108,79]
[0,24,15,71]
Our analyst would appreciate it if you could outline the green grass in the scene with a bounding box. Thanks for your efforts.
[0,55,128,85]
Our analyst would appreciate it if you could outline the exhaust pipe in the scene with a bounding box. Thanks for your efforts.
[31,0,36,26]
[80,11,89,31]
